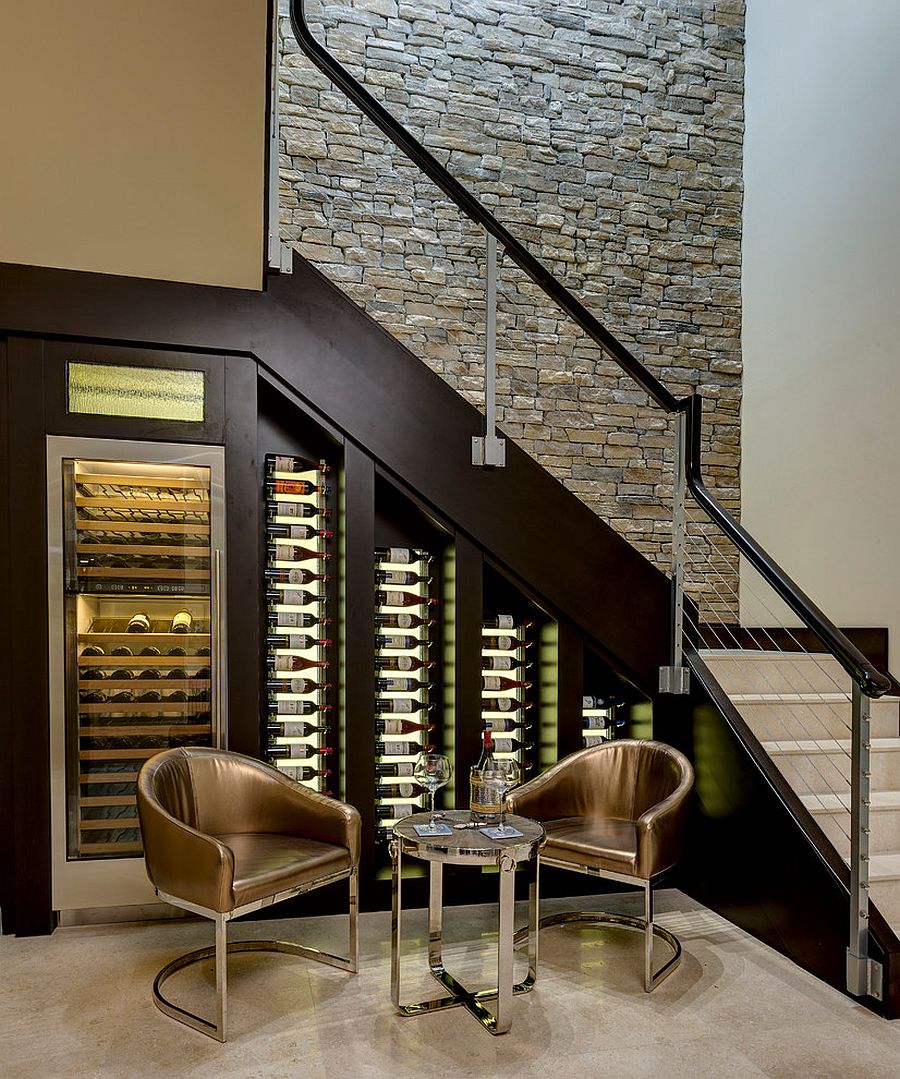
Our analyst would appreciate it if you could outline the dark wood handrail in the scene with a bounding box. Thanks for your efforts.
[287,1,891,699]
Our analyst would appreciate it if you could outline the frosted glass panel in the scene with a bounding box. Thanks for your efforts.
[68,363,205,422]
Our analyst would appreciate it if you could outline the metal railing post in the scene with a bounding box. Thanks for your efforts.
[847,683,883,999]
[659,410,690,694]
[472,230,506,468]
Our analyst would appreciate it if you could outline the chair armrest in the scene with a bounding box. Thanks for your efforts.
[505,753,580,821]
[635,764,694,878]
[262,773,361,865]
[137,794,235,913]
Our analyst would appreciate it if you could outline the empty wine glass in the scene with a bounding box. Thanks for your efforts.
[483,759,521,836]
[413,752,451,831]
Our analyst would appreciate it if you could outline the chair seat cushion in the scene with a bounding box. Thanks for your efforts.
[541,816,639,877]
[215,832,351,909]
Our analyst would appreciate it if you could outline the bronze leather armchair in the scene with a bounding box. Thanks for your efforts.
[507,739,693,991]
[137,747,360,1041]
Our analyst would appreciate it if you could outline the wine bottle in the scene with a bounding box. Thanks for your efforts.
[267,478,329,497]
[482,634,527,650]
[582,695,614,709]
[584,715,613,730]
[482,656,527,672]
[374,761,416,777]
[80,690,107,704]
[267,721,330,739]
[374,804,420,820]
[374,676,425,693]
[196,645,211,656]
[470,729,500,824]
[166,668,187,680]
[269,454,330,475]
[126,612,150,633]
[374,634,420,651]
[481,675,532,692]
[167,646,187,657]
[375,570,432,587]
[139,645,162,657]
[375,655,434,673]
[80,668,106,681]
[166,689,188,702]
[375,718,435,735]
[109,690,134,703]
[482,697,529,712]
[275,765,331,782]
[268,743,333,760]
[267,677,331,694]
[374,739,434,756]
[138,667,161,680]
[376,590,437,609]
[375,699,433,715]
[137,689,162,703]
[269,522,333,541]
[482,614,516,630]
[81,644,105,657]
[374,612,435,630]
[266,567,329,586]
[267,611,331,630]
[265,500,326,521]
[110,667,134,681]
[492,737,533,754]
[170,609,193,634]
[266,543,330,564]
[268,699,332,717]
[266,588,324,606]
[268,632,332,650]
[375,782,428,799]
[268,655,328,672]
[484,717,531,732]
[375,547,433,565]
[111,645,134,657]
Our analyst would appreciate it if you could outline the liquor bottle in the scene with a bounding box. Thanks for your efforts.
[375,699,433,715]
[170,609,193,634]
[375,718,435,735]
[491,737,533,754]
[267,632,332,651]
[81,644,105,657]
[268,654,328,673]
[375,612,435,630]
[484,717,531,732]
[375,570,433,587]
[126,612,150,633]
[481,675,532,692]
[139,645,162,657]
[267,478,330,497]
[269,454,330,475]
[375,655,434,673]
[269,523,334,541]
[374,634,420,651]
[481,697,530,712]
[265,500,326,521]
[268,743,332,761]
[266,543,330,564]
[266,567,329,586]
[111,645,134,657]
[375,782,428,799]
[266,721,330,739]
[266,588,324,607]
[267,677,331,694]
[267,611,332,630]
[375,676,425,693]
[482,634,528,650]
[375,547,433,565]
[267,699,333,717]
[376,590,437,609]
[276,766,331,782]
[482,656,527,672]
[375,804,419,821]
[470,729,500,824]
[374,760,416,777]
[374,739,434,756]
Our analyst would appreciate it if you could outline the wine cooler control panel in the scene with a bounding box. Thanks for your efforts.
[373,547,437,844]
[264,454,334,792]
[481,615,533,772]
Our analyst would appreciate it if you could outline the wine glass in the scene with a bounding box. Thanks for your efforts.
[413,752,452,831]
[483,759,521,836]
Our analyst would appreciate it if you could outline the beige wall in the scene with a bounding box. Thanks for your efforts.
[741,0,900,664]
[0,1,268,290]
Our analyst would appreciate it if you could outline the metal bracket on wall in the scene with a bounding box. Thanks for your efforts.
[658,666,691,695]
[846,950,884,1002]
[472,230,506,468]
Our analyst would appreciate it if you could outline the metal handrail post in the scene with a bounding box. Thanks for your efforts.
[473,229,506,468]
[659,410,690,694]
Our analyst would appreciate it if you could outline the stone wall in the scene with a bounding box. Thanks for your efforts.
[277,0,744,605]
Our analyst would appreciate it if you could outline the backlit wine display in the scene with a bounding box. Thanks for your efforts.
[374,547,437,842]
[264,454,333,791]
[482,615,533,771]
[582,694,621,746]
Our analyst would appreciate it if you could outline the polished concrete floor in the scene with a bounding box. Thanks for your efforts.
[2,889,900,1078]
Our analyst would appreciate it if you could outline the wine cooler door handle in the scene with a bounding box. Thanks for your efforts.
[213,547,228,749]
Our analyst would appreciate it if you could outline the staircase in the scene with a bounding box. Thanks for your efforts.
[704,650,900,927]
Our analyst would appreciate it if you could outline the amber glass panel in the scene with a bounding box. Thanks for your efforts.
[67,362,205,422]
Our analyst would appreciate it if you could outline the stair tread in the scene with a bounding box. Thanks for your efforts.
[731,693,851,704]
[763,737,900,754]
[870,853,900,880]
[800,791,900,813]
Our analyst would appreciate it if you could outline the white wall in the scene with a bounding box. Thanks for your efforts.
[741,0,900,666]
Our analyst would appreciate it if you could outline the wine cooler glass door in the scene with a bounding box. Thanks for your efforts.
[47,436,226,917]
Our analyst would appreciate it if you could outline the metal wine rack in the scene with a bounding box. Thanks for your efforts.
[373,546,436,843]
[264,453,333,792]
[481,615,533,772]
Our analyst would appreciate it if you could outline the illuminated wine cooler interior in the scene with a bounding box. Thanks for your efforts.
[481,615,533,772]
[373,546,437,844]
[264,454,333,792]
[65,458,214,859]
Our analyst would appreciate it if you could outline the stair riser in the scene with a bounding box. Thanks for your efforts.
[705,656,850,694]
[770,750,900,795]
[871,881,900,926]
[738,701,898,742]
[812,810,900,858]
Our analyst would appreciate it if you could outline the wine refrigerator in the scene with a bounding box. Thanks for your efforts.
[47,436,226,915]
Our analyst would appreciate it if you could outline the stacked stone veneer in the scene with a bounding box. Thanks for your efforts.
[277,0,744,611]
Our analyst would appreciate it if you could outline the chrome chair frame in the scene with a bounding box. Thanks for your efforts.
[152,865,358,1042]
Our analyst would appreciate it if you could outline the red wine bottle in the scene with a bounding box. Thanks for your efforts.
[375,804,420,820]
[374,634,421,650]
[484,717,531,732]
[482,656,528,672]
[482,615,534,630]
[268,655,328,672]
[375,782,428,798]
[81,644,105,657]
[266,500,327,520]
[269,454,331,475]
[267,543,331,564]
[583,715,613,731]
[268,611,332,630]
[375,718,435,735]
[268,743,333,760]
[374,761,416,777]
[267,478,329,497]
[375,676,426,693]
[375,612,435,629]
[275,765,331,782]
[375,546,433,565]
[491,737,533,753]
[267,677,331,694]
[268,699,332,716]
[267,721,330,738]
[481,675,532,692]
[482,697,530,712]
[374,740,434,756]
[266,588,325,606]
[268,632,332,650]
[375,570,432,587]
[583,695,611,709]
[375,655,434,672]
[375,699,433,715]
[266,567,329,586]
[269,523,334,541]
[482,634,528,650]
[376,590,437,609]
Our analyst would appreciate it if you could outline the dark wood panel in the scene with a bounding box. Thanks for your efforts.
[0,339,14,933]
[556,619,584,760]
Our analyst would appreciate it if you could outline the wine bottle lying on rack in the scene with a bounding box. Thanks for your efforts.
[268,655,328,673]
[484,717,532,732]
[268,633,332,650]
[277,766,331,782]
[491,737,533,754]
[482,656,528,672]
[267,677,331,694]
[375,655,434,672]
[375,676,427,693]
[268,743,333,761]
[481,634,528,650]
[265,588,325,606]
[269,523,334,541]
[375,761,416,777]
[375,570,432,586]
[267,699,332,716]
[374,739,434,756]
[376,590,437,609]
[481,697,530,712]
[267,721,330,738]
[482,676,532,691]
[268,611,332,630]
[375,698,433,714]
[375,804,420,820]
[375,547,433,565]
[375,782,428,798]
[375,718,435,734]
[270,455,331,475]
[266,544,330,564]
[374,634,423,651]
[375,612,434,629]
[266,567,330,586]
[266,500,328,520]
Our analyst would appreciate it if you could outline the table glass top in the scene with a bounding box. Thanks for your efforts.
[393,810,544,860]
